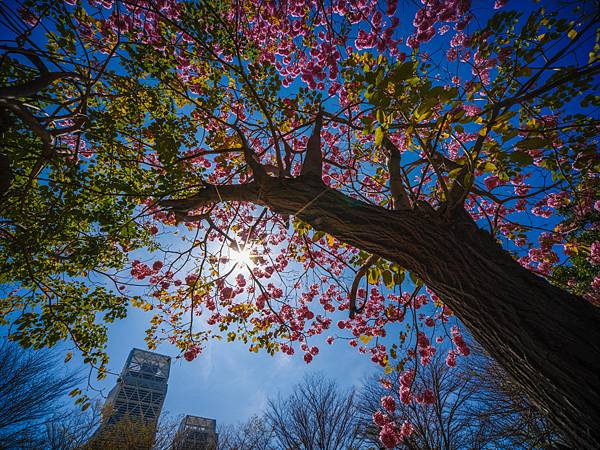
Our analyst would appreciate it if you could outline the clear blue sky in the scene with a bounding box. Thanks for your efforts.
[74,306,376,427]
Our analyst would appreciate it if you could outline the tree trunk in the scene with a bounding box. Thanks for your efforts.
[164,176,600,448]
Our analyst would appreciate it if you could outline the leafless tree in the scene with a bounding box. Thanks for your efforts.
[43,403,180,450]
[265,374,366,450]
[217,415,275,450]
[43,402,103,450]
[464,347,566,450]
[0,340,81,448]
[357,348,566,450]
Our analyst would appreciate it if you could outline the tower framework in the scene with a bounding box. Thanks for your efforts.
[104,348,171,424]
[172,415,217,450]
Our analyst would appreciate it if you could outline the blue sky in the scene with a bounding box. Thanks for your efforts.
[74,307,376,426]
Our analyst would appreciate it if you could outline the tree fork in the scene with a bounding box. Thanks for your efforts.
[163,176,600,448]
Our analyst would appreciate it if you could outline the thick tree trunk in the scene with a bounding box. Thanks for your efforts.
[164,176,600,448]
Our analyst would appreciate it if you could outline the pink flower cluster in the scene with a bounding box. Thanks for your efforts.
[590,241,600,265]
[377,417,414,449]
[417,331,436,365]
[409,0,472,49]
[381,395,396,412]
[183,345,201,361]
[131,259,164,280]
[399,369,415,404]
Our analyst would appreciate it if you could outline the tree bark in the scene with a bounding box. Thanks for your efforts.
[163,176,600,448]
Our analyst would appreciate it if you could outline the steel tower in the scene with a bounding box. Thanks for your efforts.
[104,348,171,424]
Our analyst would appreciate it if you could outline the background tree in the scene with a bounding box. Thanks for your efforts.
[0,340,81,449]
[39,402,179,450]
[43,401,104,450]
[0,339,177,450]
[80,414,179,450]
[1,0,599,448]
[217,415,275,450]
[465,348,564,450]
[357,346,564,449]
[265,374,365,450]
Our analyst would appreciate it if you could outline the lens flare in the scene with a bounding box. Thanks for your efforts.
[229,246,256,268]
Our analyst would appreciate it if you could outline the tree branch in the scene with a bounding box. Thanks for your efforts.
[349,254,377,318]
[383,137,411,210]
[300,109,323,180]
[235,129,267,180]
[0,72,81,99]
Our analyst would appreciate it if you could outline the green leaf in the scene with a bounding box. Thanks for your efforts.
[480,162,497,172]
[516,137,550,150]
[448,167,464,179]
[510,151,534,165]
[374,127,384,146]
[390,61,417,83]
[382,269,394,289]
[367,267,381,284]
[409,272,423,287]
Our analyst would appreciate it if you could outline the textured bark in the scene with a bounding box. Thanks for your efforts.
[163,176,600,448]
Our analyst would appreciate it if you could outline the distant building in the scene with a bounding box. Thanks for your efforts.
[172,415,218,450]
[104,348,171,424]
[87,348,171,449]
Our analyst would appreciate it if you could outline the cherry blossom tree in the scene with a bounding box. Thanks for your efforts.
[1,0,599,448]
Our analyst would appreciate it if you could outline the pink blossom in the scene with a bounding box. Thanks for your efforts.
[484,175,501,190]
[446,350,457,367]
[381,395,396,412]
[400,420,414,438]
[379,424,399,449]
[421,388,436,404]
[373,410,388,426]
[462,104,482,117]
[590,241,600,265]
[18,8,38,26]
[184,346,201,361]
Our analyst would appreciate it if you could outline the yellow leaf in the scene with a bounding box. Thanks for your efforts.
[327,234,335,247]
[64,352,72,363]
[359,335,373,345]
[568,29,577,40]
[375,127,384,146]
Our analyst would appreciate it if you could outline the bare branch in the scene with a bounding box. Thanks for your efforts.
[0,71,81,99]
[349,254,377,318]
[235,129,267,180]
[300,109,323,180]
[383,137,411,210]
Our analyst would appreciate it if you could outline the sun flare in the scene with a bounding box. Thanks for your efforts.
[229,246,256,268]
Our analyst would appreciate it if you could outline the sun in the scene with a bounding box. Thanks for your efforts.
[229,246,256,268]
